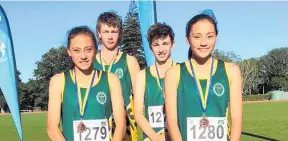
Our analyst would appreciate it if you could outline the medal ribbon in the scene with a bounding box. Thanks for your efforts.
[74,69,96,119]
[189,57,214,114]
[155,60,173,103]
[100,49,119,73]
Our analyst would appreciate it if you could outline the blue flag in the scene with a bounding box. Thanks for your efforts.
[137,0,157,67]
[0,5,23,141]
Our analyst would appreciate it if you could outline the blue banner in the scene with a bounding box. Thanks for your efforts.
[0,5,23,141]
[137,0,157,67]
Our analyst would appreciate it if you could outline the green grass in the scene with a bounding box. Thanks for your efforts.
[0,113,48,141]
[241,102,288,141]
[0,102,287,141]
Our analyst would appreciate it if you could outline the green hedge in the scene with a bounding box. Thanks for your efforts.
[242,94,271,101]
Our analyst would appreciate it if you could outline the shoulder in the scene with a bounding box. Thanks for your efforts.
[166,64,180,78]
[50,73,65,85]
[172,60,180,65]
[126,53,140,72]
[108,72,120,82]
[126,54,138,63]
[49,72,65,96]
[137,69,146,80]
[224,62,241,79]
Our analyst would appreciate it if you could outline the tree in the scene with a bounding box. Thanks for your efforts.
[121,0,147,69]
[259,47,288,91]
[212,49,241,63]
[0,70,22,113]
[19,79,39,110]
[239,58,262,95]
[0,90,6,113]
[32,46,72,109]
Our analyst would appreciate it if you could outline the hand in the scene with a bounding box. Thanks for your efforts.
[159,133,166,141]
[152,134,165,141]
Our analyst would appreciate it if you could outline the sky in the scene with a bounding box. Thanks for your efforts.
[0,1,287,82]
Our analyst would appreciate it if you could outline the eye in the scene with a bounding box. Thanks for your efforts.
[193,35,201,39]
[86,48,92,52]
[73,49,80,53]
[111,30,119,33]
[152,43,159,46]
[163,42,170,45]
[208,35,214,39]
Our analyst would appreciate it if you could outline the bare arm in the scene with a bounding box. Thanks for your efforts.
[134,70,159,140]
[226,63,243,141]
[47,74,66,141]
[127,55,141,93]
[165,65,182,141]
[108,73,126,141]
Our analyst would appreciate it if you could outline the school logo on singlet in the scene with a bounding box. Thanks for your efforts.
[213,82,225,97]
[96,91,107,105]
[115,68,123,78]
[0,42,7,63]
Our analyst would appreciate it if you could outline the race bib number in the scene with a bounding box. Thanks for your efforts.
[148,106,165,128]
[187,117,227,141]
[73,119,109,141]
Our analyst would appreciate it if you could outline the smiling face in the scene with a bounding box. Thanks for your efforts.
[187,19,217,59]
[97,23,120,50]
[67,34,96,71]
[150,36,173,63]
[147,23,175,64]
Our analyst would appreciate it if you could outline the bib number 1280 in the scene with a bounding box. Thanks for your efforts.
[187,117,227,141]
[190,124,225,140]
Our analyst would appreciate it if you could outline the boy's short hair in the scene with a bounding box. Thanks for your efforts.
[147,22,175,47]
[96,11,122,43]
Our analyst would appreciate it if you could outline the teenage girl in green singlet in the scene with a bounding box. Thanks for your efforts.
[47,26,126,141]
[165,10,243,141]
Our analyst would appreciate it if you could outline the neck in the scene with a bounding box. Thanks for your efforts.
[101,46,119,57]
[156,57,172,67]
[101,45,118,53]
[155,58,173,77]
[74,66,94,79]
[191,54,212,67]
[100,46,119,64]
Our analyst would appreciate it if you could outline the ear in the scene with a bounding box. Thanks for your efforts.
[67,48,72,57]
[171,41,175,50]
[186,37,190,44]
[97,31,102,39]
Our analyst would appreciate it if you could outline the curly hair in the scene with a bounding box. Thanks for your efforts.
[147,22,175,47]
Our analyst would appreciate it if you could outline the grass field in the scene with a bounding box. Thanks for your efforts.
[0,101,287,141]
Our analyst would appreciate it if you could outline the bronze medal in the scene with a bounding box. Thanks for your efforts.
[77,121,87,133]
[200,115,209,128]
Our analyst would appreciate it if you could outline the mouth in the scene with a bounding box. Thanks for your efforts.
[107,41,115,44]
[158,53,166,58]
[198,48,210,52]
[79,61,90,65]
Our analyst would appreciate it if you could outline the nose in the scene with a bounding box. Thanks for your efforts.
[159,45,165,53]
[200,38,208,47]
[108,32,113,40]
[80,51,87,60]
